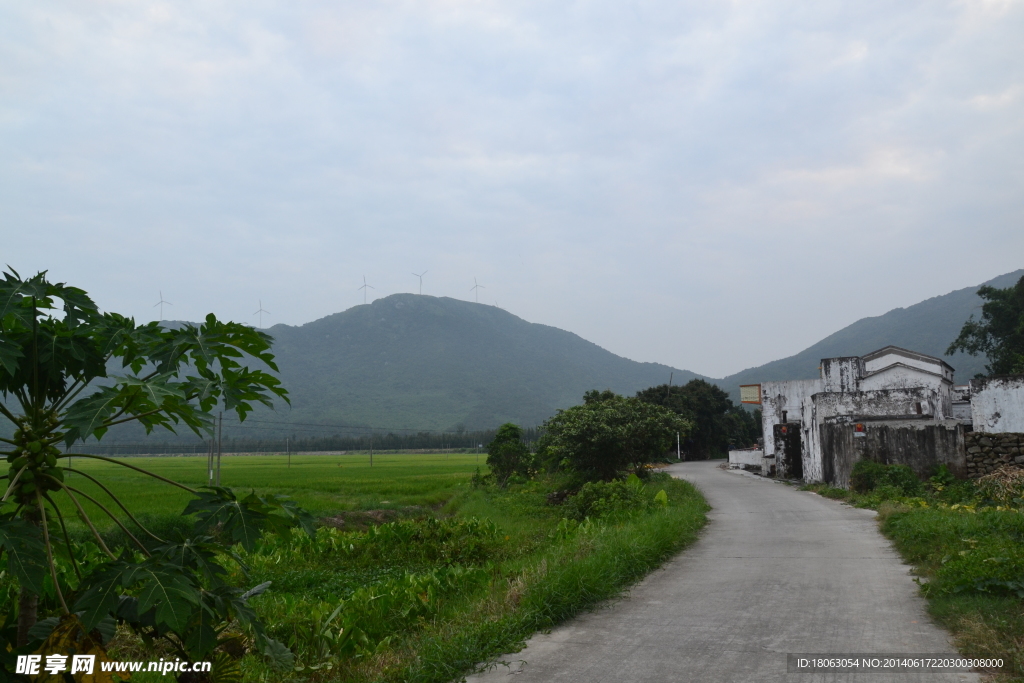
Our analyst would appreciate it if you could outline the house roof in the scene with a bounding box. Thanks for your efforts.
[861,345,955,373]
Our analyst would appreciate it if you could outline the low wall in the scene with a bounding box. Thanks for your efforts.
[820,419,966,489]
[728,448,764,470]
[965,431,1024,478]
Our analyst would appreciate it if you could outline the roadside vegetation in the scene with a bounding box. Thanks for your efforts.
[3,450,708,683]
[0,266,709,683]
[803,462,1024,680]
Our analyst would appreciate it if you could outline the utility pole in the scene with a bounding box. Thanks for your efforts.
[287,436,291,468]
[667,372,673,400]
[369,428,373,468]
[207,436,214,485]
[677,432,681,461]
[217,411,223,486]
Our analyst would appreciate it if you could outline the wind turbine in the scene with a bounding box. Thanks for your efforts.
[412,270,428,295]
[358,276,375,304]
[470,277,485,303]
[153,291,172,321]
[253,300,270,328]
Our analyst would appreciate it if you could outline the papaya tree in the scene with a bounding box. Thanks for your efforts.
[0,268,309,680]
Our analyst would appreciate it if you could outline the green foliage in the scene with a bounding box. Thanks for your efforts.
[486,423,532,486]
[849,460,922,496]
[636,379,754,458]
[540,392,690,481]
[563,475,652,520]
[0,268,301,677]
[947,274,1024,376]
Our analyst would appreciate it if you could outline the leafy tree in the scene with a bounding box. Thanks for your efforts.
[947,275,1024,376]
[485,423,531,485]
[0,269,309,679]
[636,379,747,458]
[540,391,690,481]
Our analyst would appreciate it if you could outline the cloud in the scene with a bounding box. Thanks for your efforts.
[1,0,1022,378]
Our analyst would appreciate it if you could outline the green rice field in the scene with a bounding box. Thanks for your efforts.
[57,452,483,528]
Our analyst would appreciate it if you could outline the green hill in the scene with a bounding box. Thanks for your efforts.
[718,269,1024,394]
[11,269,1020,445]
[254,294,704,433]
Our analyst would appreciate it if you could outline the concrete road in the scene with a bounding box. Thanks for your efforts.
[464,461,978,683]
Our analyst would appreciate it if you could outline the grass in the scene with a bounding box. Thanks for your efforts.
[12,454,709,683]
[803,468,1024,682]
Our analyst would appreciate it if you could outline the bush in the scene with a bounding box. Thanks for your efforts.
[563,475,651,520]
[850,460,922,496]
[487,423,533,485]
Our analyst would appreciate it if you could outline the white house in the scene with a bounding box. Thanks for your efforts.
[749,346,958,483]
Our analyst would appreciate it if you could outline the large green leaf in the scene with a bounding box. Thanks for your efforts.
[123,562,200,633]
[184,489,266,552]
[0,517,48,595]
[72,563,127,630]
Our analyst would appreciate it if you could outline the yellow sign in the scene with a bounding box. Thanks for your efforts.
[740,384,761,404]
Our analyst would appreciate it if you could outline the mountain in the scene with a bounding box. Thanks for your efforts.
[252,294,704,432]
[718,269,1024,394]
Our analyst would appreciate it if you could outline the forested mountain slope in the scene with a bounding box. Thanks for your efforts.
[718,269,1024,392]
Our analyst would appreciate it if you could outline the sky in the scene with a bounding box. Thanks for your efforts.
[2,0,1022,379]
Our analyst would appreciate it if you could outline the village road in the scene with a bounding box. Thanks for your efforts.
[463,460,978,683]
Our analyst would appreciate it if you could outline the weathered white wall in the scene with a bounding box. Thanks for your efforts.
[859,365,952,417]
[952,401,973,422]
[804,387,942,483]
[760,379,821,459]
[821,357,863,393]
[728,448,763,468]
[970,376,1024,433]
[812,387,940,421]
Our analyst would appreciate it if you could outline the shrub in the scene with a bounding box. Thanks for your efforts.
[563,475,651,520]
[487,423,533,486]
[850,460,922,496]
[541,393,690,481]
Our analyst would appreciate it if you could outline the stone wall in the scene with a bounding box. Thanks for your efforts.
[965,431,1024,478]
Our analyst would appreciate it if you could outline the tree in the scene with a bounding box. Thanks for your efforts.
[0,269,309,679]
[947,275,1024,376]
[486,423,531,485]
[636,379,745,458]
[540,391,691,481]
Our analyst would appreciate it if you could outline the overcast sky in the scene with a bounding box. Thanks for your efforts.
[2,0,1022,378]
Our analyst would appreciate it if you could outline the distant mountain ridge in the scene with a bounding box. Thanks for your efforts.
[255,294,704,432]
[718,269,1024,394]
[46,268,1024,443]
